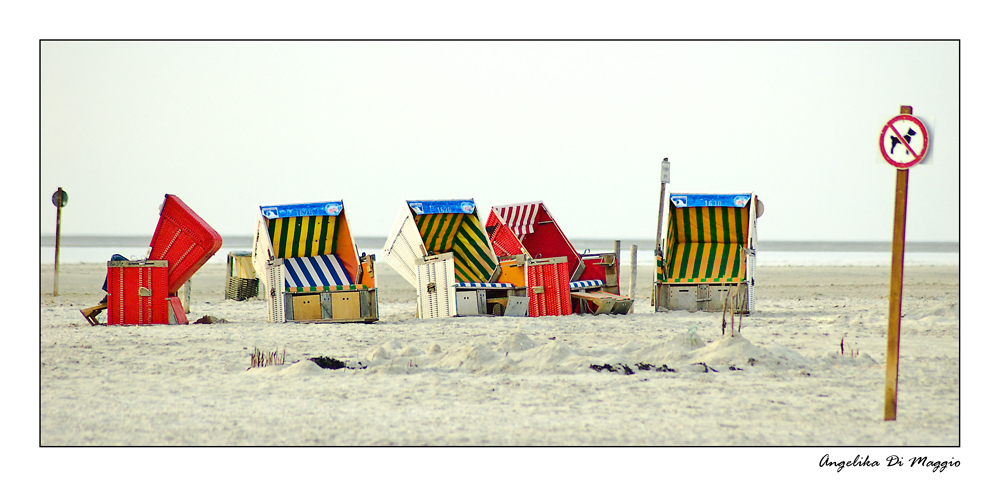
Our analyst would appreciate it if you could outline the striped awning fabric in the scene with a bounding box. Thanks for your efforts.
[493,202,541,239]
[454,282,515,289]
[267,214,342,259]
[662,202,750,283]
[413,212,497,284]
[664,243,746,283]
[283,254,353,290]
[570,280,604,289]
[669,205,749,245]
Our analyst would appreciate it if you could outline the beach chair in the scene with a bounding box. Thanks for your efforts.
[653,193,762,314]
[86,194,223,325]
[382,199,563,318]
[224,251,259,301]
[486,201,632,315]
[252,200,377,323]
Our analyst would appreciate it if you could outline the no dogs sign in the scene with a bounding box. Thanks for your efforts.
[879,115,929,168]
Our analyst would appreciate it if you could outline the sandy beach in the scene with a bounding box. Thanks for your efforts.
[38,261,959,449]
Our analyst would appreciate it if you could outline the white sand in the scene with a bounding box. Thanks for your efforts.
[33,262,973,481]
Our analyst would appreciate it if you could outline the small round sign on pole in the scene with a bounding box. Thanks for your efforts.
[52,188,68,207]
[879,114,929,168]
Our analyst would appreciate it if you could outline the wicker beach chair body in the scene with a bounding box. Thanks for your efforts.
[653,193,761,314]
[383,199,529,318]
[252,201,378,323]
[225,251,259,301]
[101,194,222,325]
[486,201,632,315]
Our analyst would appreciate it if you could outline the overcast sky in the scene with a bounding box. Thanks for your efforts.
[40,41,957,242]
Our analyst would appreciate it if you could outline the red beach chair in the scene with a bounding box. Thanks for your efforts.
[487,201,632,315]
[99,195,222,325]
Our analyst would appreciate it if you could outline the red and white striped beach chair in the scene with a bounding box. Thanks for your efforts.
[487,201,632,315]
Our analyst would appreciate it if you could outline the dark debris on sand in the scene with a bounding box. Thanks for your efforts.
[309,356,367,370]
[636,363,677,372]
[589,363,635,375]
[193,315,228,324]
[591,362,747,374]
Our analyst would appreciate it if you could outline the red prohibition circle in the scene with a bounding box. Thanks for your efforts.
[879,114,928,169]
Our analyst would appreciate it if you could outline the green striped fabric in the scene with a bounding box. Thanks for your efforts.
[671,205,747,244]
[413,212,497,283]
[662,205,749,283]
[267,215,340,259]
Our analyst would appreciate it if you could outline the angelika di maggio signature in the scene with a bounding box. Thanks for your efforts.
[819,454,960,473]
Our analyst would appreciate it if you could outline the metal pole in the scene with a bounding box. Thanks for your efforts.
[884,105,912,421]
[54,187,63,297]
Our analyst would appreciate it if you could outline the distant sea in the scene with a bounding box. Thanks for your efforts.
[39,235,958,267]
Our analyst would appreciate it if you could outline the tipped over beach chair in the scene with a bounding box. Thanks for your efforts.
[486,201,632,315]
[82,194,223,325]
[252,200,377,323]
[653,193,762,314]
[382,199,554,318]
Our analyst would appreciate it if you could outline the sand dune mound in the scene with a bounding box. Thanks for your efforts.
[495,331,538,353]
[632,331,708,364]
[399,346,423,357]
[431,344,501,370]
[279,360,326,376]
[688,332,771,366]
[365,345,391,362]
[517,341,581,370]
[628,331,813,371]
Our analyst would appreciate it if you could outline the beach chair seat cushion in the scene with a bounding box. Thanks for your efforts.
[455,282,515,289]
[570,279,604,290]
[664,242,746,283]
[662,200,750,284]
[283,254,356,291]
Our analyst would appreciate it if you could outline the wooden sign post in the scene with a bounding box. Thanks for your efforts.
[52,188,68,297]
[653,158,669,306]
[880,105,929,421]
[655,157,669,255]
[884,162,908,421]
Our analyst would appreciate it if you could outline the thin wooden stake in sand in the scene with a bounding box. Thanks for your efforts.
[628,245,637,314]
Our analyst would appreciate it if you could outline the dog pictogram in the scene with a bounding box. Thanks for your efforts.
[889,127,917,155]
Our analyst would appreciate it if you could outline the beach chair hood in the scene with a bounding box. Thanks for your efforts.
[487,201,583,279]
[382,199,498,289]
[252,200,362,288]
[660,193,760,284]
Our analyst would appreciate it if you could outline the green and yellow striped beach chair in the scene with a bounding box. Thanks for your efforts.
[383,199,513,318]
[654,193,761,313]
